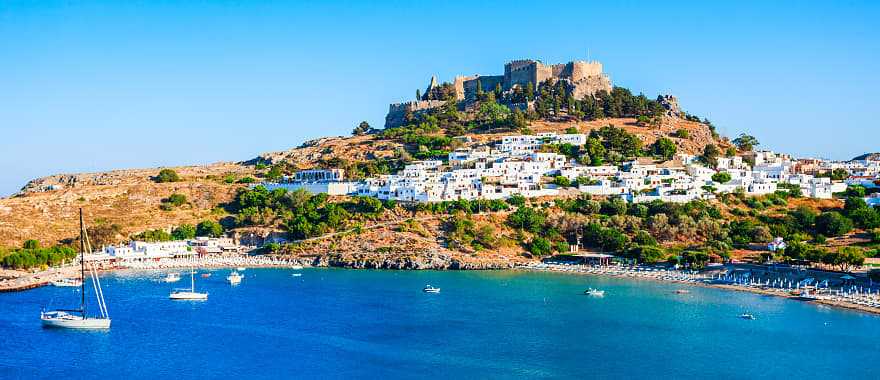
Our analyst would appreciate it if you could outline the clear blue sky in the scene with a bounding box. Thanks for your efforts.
[1,0,878,196]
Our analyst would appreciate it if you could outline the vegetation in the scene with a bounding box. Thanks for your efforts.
[732,134,759,151]
[154,169,181,183]
[160,193,188,211]
[711,172,732,184]
[1,244,78,270]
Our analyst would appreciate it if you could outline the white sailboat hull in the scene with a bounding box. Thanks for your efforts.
[169,291,208,300]
[41,312,110,329]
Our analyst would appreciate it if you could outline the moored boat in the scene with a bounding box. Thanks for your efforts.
[170,261,207,301]
[227,271,243,285]
[584,288,605,297]
[41,209,111,330]
[164,273,181,283]
[51,278,82,288]
[423,285,440,293]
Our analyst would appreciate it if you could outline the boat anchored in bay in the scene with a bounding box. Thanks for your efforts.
[41,209,111,330]
[423,285,440,293]
[170,260,207,301]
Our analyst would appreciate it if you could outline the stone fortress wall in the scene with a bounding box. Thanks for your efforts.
[385,58,613,127]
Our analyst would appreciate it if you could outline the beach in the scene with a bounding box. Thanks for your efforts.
[521,262,880,315]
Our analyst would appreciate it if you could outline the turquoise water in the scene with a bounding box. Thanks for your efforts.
[1,268,878,379]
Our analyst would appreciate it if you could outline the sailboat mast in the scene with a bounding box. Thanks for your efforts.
[79,208,86,317]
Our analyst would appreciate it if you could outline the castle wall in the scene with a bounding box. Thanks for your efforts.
[385,100,446,128]
[461,75,504,100]
[504,61,538,89]
[570,61,603,82]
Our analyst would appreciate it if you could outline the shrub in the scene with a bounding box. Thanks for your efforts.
[164,193,188,207]
[172,224,196,240]
[816,212,853,237]
[237,177,256,184]
[674,129,689,139]
[529,237,552,256]
[711,172,732,184]
[196,220,224,238]
[506,194,526,207]
[552,176,571,187]
[155,169,180,183]
[22,239,40,250]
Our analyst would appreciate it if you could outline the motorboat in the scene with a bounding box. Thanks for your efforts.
[227,271,243,285]
[236,267,246,271]
[423,285,440,293]
[41,209,111,329]
[584,288,605,297]
[674,289,690,294]
[290,265,304,270]
[791,290,819,301]
[292,273,302,277]
[51,278,82,288]
[739,313,756,320]
[200,273,211,278]
[170,262,207,301]
[164,273,181,283]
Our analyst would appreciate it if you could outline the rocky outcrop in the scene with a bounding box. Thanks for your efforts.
[277,251,518,270]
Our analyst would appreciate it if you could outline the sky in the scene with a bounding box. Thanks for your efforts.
[1,0,878,196]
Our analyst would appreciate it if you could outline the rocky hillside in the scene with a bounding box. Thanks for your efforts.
[258,116,728,168]
[0,163,253,247]
[1,114,726,249]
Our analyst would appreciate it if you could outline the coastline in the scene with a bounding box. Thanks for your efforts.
[4,257,880,317]
[519,263,880,316]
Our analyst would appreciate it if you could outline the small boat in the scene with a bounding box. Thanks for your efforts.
[290,265,304,270]
[170,262,207,301]
[41,209,111,330]
[739,313,756,320]
[51,278,82,288]
[292,273,302,277]
[236,267,246,271]
[674,289,690,294]
[423,285,440,293]
[584,288,605,297]
[227,271,243,285]
[200,273,211,278]
[163,273,181,283]
[791,290,819,301]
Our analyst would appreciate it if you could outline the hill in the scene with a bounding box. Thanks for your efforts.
[1,114,725,249]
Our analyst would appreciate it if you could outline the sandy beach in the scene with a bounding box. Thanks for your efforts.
[521,263,880,316]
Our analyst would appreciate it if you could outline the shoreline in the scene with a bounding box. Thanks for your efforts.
[519,263,880,316]
[5,258,880,317]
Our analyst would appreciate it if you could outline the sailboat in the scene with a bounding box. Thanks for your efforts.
[169,258,208,300]
[41,209,111,329]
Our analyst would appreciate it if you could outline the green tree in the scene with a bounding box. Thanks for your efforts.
[552,176,571,187]
[529,237,552,256]
[816,212,853,237]
[732,134,759,151]
[651,137,677,160]
[155,169,180,183]
[196,220,224,238]
[700,144,721,167]
[172,224,197,240]
[711,172,732,184]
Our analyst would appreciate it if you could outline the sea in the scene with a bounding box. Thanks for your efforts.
[1,268,878,379]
